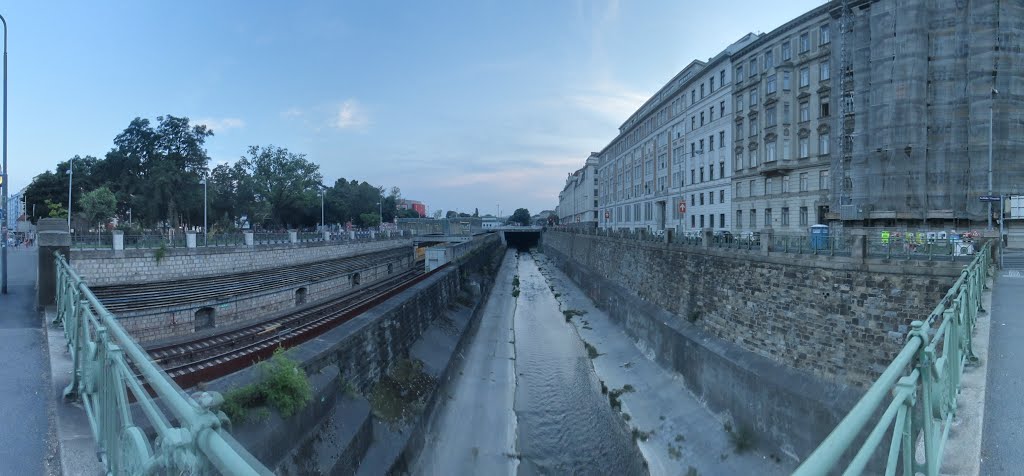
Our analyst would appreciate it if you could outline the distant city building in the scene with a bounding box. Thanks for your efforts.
[563,0,1023,237]
[557,153,599,225]
[6,185,27,231]
[481,216,502,229]
[397,199,427,218]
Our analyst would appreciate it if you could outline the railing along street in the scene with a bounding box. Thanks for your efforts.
[793,241,992,475]
[54,252,271,475]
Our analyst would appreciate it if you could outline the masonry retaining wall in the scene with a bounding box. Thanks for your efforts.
[541,230,961,461]
[69,238,413,286]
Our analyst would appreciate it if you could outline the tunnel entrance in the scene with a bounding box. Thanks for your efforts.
[194,307,216,332]
[504,231,541,250]
[295,287,308,306]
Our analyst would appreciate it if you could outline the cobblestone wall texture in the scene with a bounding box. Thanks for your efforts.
[69,238,413,286]
[542,231,960,387]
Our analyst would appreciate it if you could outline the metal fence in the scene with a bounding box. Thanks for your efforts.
[54,252,271,475]
[68,230,410,250]
[793,241,992,475]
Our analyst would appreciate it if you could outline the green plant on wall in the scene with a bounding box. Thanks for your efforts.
[221,348,312,423]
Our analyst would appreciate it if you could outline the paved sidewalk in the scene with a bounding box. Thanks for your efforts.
[980,250,1024,475]
[0,248,60,475]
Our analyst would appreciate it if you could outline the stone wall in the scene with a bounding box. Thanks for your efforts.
[69,238,413,286]
[542,230,959,387]
[120,254,413,343]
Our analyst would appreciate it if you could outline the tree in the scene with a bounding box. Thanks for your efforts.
[445,210,458,219]
[432,210,443,219]
[509,208,531,226]
[79,187,117,227]
[241,145,323,227]
[360,213,381,227]
[396,208,421,219]
[473,208,479,218]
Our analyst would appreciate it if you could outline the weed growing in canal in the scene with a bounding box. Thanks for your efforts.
[584,342,601,359]
[622,412,631,422]
[667,443,682,460]
[607,385,633,411]
[686,466,698,476]
[154,243,168,263]
[631,427,652,442]
[687,309,701,323]
[369,358,436,424]
[562,309,586,322]
[512,275,521,297]
[221,348,312,423]
[726,422,755,453]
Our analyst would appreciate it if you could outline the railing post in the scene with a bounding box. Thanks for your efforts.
[112,230,124,252]
[760,228,773,256]
[288,230,298,244]
[244,231,254,247]
[912,320,939,476]
[186,231,197,249]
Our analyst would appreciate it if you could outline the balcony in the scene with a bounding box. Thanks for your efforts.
[758,159,795,177]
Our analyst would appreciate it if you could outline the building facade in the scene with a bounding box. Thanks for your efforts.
[557,153,600,225]
[5,186,26,231]
[730,4,835,235]
[397,199,427,218]
[597,34,758,233]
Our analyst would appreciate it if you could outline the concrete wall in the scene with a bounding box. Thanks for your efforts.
[69,238,413,286]
[540,230,962,459]
[120,254,413,343]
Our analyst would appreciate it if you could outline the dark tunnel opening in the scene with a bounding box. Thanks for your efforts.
[504,231,541,251]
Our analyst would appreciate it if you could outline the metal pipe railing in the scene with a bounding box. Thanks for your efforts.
[55,252,272,475]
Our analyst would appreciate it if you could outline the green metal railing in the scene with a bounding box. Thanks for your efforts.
[794,241,992,475]
[55,252,271,475]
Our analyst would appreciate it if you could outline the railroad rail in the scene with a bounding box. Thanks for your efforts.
[148,264,443,389]
[91,246,412,314]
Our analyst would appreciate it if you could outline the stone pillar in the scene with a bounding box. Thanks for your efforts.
[244,231,254,246]
[851,231,867,263]
[112,230,124,251]
[289,230,298,244]
[665,228,673,244]
[36,218,71,309]
[701,228,713,248]
[323,231,331,241]
[186,231,197,249]
[760,228,773,256]
[349,230,356,240]
[370,231,377,240]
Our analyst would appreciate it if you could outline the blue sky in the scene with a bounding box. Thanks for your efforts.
[4,0,825,217]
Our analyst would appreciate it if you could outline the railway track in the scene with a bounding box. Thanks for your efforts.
[91,247,412,314]
[149,264,444,389]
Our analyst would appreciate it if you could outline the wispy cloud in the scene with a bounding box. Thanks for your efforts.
[281,107,303,119]
[568,84,648,123]
[196,117,246,133]
[331,99,369,129]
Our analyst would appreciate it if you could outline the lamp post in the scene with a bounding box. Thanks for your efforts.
[199,178,207,245]
[377,199,382,230]
[988,87,998,230]
[319,189,325,231]
[0,14,7,294]
[67,161,74,231]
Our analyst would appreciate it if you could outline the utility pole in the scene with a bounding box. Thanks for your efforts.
[988,87,997,230]
[1,14,8,294]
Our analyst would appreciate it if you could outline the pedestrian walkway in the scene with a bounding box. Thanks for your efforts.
[0,247,60,475]
[980,249,1024,475]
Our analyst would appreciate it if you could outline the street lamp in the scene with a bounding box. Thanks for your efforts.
[377,199,382,230]
[67,160,74,231]
[199,177,207,245]
[988,87,998,230]
[319,189,325,231]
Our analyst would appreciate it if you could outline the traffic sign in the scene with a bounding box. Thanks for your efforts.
[678,199,687,214]
[979,195,1002,202]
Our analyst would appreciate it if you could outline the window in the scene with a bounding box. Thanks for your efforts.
[750,89,759,106]
[720,101,725,117]
[765,177,773,195]
[737,210,743,228]
[750,147,759,167]
[819,133,830,155]
[658,176,665,191]
[709,163,714,180]
[737,122,744,138]
[709,214,715,228]
[701,83,706,98]
[720,213,725,227]
[720,189,725,203]
[691,194,696,205]
[764,50,774,70]
[766,106,777,126]
[781,207,790,226]
[765,140,776,161]
[700,167,705,182]
[782,40,791,61]
[749,120,758,137]
[709,189,714,204]
[782,175,790,193]
[691,215,696,228]
[749,179,757,196]
[692,116,696,130]
[749,59,757,76]
[710,106,715,121]
[700,214,705,228]
[709,135,715,151]
[767,74,777,94]
[700,112,705,126]
[736,95,744,111]
[735,150,743,170]
[799,101,810,122]
[720,69,726,85]
[799,172,809,191]
[820,100,830,118]
[783,71,791,90]
[799,206,809,226]
[719,161,725,178]
[819,170,830,189]
[799,67,810,87]
[691,168,695,183]
[799,137,810,158]
[820,61,830,81]
[750,209,756,228]
[799,32,810,52]
[736,182,743,197]
[691,142,695,157]
[719,131,725,147]
[736,65,743,81]
[820,25,830,45]
[692,89,696,103]
[699,138,704,152]
[765,208,773,226]
[709,77,715,92]
[783,102,790,121]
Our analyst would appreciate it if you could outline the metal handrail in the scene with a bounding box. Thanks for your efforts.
[794,241,991,475]
[55,252,271,475]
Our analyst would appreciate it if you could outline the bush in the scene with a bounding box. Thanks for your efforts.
[221,348,312,423]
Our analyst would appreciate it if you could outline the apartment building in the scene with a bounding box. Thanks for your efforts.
[557,153,600,225]
[597,34,758,233]
[730,4,834,235]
